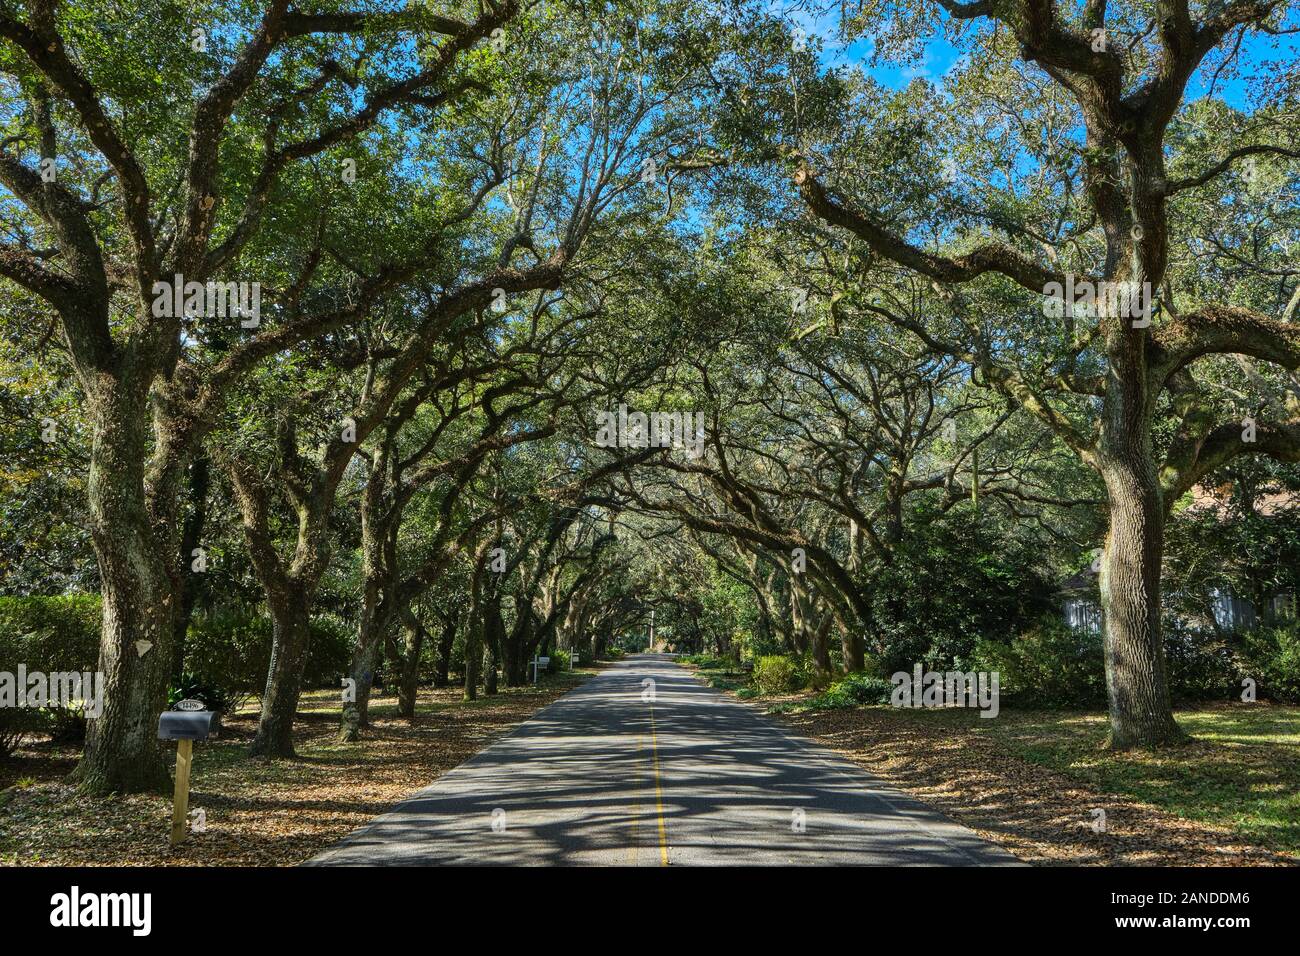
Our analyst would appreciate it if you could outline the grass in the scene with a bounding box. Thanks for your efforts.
[974,705,1300,857]
[771,695,1299,864]
[0,669,594,866]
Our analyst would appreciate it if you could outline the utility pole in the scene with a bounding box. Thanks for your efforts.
[649,608,655,652]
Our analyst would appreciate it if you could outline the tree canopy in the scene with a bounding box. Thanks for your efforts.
[1,0,1298,790]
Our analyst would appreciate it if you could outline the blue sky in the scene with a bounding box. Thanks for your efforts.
[768,1,1299,109]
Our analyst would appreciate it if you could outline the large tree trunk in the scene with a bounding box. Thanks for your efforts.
[251,586,314,757]
[500,599,525,687]
[342,592,388,741]
[483,598,500,696]
[792,577,831,685]
[342,552,390,740]
[1098,454,1185,748]
[463,616,481,701]
[75,387,173,794]
[791,591,808,653]
[523,612,558,677]
[344,453,392,739]
[463,591,483,702]
[464,547,491,701]
[807,612,832,688]
[838,618,864,673]
[170,454,210,683]
[434,615,456,687]
[395,613,425,721]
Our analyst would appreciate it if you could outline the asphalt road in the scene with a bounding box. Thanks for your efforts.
[308,654,1020,866]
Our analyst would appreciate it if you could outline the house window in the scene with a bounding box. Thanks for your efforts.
[1273,593,1297,620]
[1210,588,1257,632]
[1064,598,1101,636]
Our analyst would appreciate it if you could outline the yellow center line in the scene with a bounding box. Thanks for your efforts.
[628,734,642,864]
[648,701,669,866]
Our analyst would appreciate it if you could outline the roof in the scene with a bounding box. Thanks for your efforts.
[1182,483,1300,519]
[1058,570,1098,594]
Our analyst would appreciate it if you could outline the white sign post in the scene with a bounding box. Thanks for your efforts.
[530,655,551,684]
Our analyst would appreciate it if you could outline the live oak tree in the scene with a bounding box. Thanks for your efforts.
[216,208,580,756]
[0,0,522,790]
[778,0,1300,746]
[2,0,745,774]
[258,0,723,746]
[342,342,568,734]
[615,230,1085,684]
[339,265,672,727]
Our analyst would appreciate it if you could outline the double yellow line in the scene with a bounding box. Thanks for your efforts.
[648,701,669,866]
[629,700,669,866]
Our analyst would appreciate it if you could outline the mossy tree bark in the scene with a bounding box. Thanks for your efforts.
[76,384,174,794]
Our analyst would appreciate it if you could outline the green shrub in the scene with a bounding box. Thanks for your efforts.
[0,595,101,673]
[305,613,354,687]
[182,608,355,709]
[168,673,237,715]
[1243,624,1300,703]
[973,617,1105,708]
[829,671,893,706]
[40,703,91,743]
[802,672,893,709]
[182,608,269,703]
[0,595,102,745]
[867,516,1056,675]
[0,707,45,759]
[753,655,804,695]
[546,650,570,673]
[1163,620,1243,702]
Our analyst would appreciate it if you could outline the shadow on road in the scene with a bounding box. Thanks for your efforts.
[308,654,1021,866]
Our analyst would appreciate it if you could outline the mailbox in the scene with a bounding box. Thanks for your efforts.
[158,707,218,846]
[158,710,218,741]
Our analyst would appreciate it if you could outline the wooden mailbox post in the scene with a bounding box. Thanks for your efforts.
[158,703,218,846]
